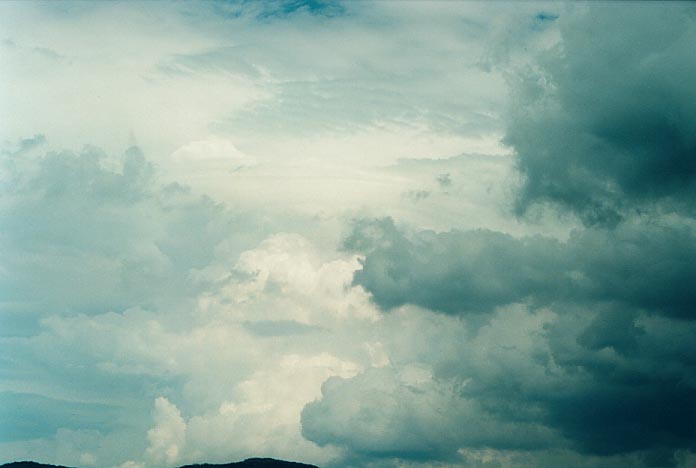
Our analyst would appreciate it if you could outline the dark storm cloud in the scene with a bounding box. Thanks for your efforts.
[330,212,696,463]
[345,217,567,314]
[566,221,696,319]
[541,309,696,462]
[303,298,696,465]
[346,217,696,320]
[507,3,696,225]
[335,214,696,464]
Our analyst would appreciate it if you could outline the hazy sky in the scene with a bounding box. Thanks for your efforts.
[2,2,696,468]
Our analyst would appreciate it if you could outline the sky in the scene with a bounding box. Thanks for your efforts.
[1,1,696,468]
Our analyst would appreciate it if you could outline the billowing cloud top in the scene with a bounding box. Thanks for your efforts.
[2,2,696,468]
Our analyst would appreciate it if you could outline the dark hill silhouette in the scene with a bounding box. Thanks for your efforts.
[179,458,319,468]
[1,458,319,468]
[1,463,74,468]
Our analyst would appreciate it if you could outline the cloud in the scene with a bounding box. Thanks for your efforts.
[345,217,566,314]
[348,216,696,320]
[299,306,564,463]
[302,361,559,461]
[3,3,695,468]
[435,173,451,188]
[146,397,186,466]
[541,309,696,460]
[181,353,358,466]
[0,144,266,336]
[0,392,119,442]
[205,0,347,22]
[506,2,696,225]
[171,138,257,172]
[335,215,696,464]
[256,1,347,20]
[242,320,320,338]
[302,366,470,460]
[301,300,696,466]
[0,192,382,467]
[403,190,430,203]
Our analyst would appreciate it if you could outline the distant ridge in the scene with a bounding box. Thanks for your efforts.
[180,458,319,468]
[179,458,319,468]
[1,458,319,468]
[1,463,74,468]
